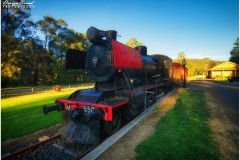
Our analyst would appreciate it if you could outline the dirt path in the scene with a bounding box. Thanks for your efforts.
[98,89,181,160]
[189,80,239,159]
[207,92,239,160]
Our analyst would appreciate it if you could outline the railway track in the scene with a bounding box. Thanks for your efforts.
[2,134,61,160]
[2,89,174,160]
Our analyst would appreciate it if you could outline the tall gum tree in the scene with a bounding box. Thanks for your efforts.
[37,15,67,50]
[1,4,31,86]
[229,37,239,64]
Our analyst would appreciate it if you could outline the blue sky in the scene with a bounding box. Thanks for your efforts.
[31,0,239,61]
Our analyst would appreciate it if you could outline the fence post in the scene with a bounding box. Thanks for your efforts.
[32,88,34,93]
[69,85,70,89]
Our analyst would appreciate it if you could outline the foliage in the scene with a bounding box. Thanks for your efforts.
[175,52,186,63]
[1,39,22,80]
[1,4,31,86]
[1,2,31,37]
[1,6,90,87]
[229,37,239,64]
[126,38,143,48]
[36,15,67,50]
[135,90,220,160]
[20,38,56,85]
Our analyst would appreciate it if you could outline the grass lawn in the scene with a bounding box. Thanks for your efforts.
[1,87,92,142]
[135,90,220,160]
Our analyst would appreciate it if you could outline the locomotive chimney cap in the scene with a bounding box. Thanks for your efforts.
[87,26,101,42]
[87,26,117,42]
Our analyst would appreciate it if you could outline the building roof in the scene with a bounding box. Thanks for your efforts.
[208,61,239,71]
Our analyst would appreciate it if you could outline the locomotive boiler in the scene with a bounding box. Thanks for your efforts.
[43,27,174,146]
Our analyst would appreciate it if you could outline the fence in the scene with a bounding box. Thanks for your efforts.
[1,83,94,98]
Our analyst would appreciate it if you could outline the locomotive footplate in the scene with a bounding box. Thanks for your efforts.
[130,83,165,94]
[100,98,128,108]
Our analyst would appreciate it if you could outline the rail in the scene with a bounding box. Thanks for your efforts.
[1,83,94,98]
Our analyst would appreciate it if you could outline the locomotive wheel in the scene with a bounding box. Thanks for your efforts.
[104,110,121,135]
[146,92,156,107]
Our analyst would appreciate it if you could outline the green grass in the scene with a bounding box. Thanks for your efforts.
[135,90,220,160]
[1,87,92,142]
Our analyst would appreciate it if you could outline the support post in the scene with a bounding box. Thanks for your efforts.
[182,58,186,88]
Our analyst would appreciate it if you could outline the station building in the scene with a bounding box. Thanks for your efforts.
[207,61,239,79]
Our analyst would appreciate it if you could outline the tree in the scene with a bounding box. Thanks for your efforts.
[229,37,239,64]
[126,38,142,48]
[1,2,31,37]
[1,7,60,86]
[176,52,186,63]
[2,9,90,87]
[19,36,57,85]
[1,4,31,86]
[37,15,67,50]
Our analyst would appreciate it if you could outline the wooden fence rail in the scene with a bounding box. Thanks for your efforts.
[1,83,94,98]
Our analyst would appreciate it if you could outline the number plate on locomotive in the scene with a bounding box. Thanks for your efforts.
[83,105,96,113]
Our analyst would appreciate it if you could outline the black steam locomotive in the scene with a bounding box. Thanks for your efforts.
[43,27,174,145]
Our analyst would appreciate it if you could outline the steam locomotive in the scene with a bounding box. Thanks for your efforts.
[43,27,187,145]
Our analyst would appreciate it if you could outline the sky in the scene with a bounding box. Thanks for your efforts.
[30,0,239,61]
